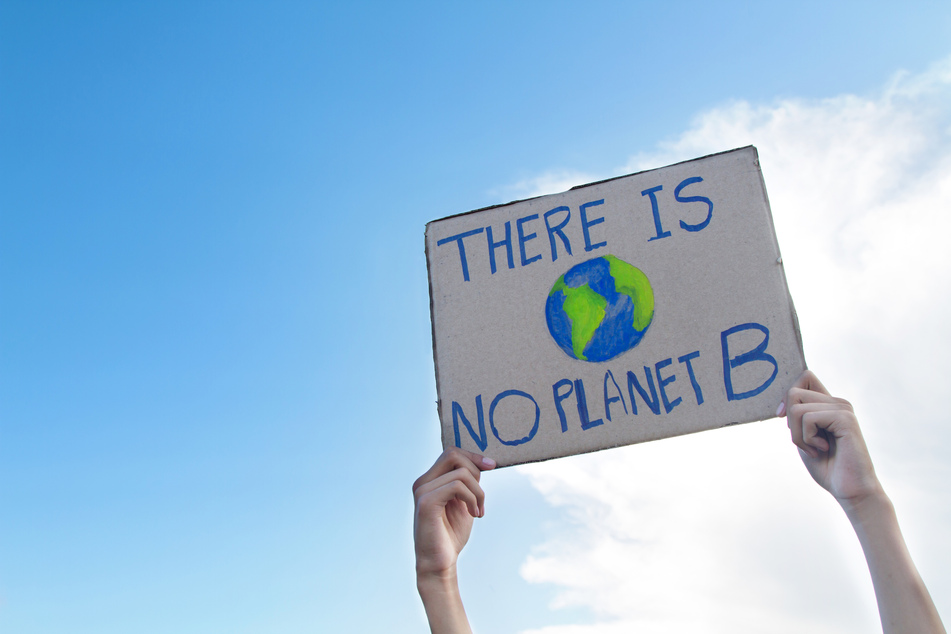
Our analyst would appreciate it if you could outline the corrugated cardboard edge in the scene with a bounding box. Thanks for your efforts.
[709,145,808,433]
[749,145,808,372]
[423,227,448,449]
[425,145,808,462]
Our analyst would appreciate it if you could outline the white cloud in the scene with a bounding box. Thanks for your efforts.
[491,170,602,201]
[514,56,951,633]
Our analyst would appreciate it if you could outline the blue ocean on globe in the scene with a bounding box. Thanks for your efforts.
[545,255,654,363]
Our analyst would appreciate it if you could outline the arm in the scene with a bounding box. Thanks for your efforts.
[781,370,946,634]
[413,448,496,634]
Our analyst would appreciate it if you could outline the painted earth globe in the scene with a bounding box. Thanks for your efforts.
[545,255,654,362]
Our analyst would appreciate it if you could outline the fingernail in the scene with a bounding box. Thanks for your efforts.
[775,401,786,417]
[482,457,497,469]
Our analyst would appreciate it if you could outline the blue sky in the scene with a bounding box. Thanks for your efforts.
[2,2,950,633]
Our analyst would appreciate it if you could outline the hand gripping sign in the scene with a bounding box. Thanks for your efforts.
[425,147,806,467]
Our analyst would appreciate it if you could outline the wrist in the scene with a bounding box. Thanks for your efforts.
[417,565,459,596]
[417,567,472,634]
[838,486,891,527]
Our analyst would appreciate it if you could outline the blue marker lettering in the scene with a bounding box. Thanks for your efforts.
[516,214,542,267]
[677,351,704,405]
[580,199,607,252]
[552,379,574,432]
[721,322,778,401]
[674,176,713,232]
[544,206,572,262]
[486,221,514,274]
[437,228,485,282]
[641,186,670,241]
[574,378,603,430]
[655,358,682,414]
[603,370,628,421]
[627,367,661,415]
[489,389,540,446]
[452,396,487,451]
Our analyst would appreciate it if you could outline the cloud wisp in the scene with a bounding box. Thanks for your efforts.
[514,57,951,634]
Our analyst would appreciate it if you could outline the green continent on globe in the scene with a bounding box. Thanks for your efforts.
[550,278,607,361]
[545,255,654,363]
[604,254,654,332]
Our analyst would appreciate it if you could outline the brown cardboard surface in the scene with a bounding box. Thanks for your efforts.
[426,147,806,467]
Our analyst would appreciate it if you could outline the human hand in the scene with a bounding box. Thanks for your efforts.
[778,370,884,510]
[413,448,496,582]
[413,448,496,634]
[781,371,946,633]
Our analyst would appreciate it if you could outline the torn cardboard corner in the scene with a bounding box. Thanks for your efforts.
[425,146,805,468]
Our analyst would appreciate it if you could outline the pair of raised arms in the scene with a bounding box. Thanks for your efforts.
[412,371,946,634]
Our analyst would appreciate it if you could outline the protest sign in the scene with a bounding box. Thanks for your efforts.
[426,146,806,467]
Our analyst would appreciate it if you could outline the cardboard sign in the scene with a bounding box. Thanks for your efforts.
[426,147,805,467]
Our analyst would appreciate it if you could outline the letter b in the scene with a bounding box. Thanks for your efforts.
[720,322,778,401]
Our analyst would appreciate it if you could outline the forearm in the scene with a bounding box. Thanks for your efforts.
[843,492,946,634]
[417,569,473,634]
